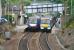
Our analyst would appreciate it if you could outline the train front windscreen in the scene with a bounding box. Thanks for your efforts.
[40,18,51,30]
[29,18,37,24]
[41,19,50,24]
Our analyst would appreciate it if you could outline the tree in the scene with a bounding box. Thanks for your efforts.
[50,0,63,3]
[0,0,2,17]
[1,0,7,7]
[8,0,32,6]
[24,0,32,6]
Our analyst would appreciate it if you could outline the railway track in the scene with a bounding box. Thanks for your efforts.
[27,32,41,50]
[39,32,51,50]
[18,32,35,50]
[18,32,51,50]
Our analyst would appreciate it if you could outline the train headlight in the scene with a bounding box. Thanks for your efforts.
[47,27,51,29]
[41,27,44,29]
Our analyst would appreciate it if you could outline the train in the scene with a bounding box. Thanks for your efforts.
[26,16,41,31]
[26,15,57,32]
[40,16,57,32]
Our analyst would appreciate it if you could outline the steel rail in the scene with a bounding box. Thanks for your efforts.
[39,32,51,50]
[18,32,32,50]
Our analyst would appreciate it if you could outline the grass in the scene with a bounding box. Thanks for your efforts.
[63,17,74,29]
[0,33,5,45]
[65,20,74,29]
[68,21,74,29]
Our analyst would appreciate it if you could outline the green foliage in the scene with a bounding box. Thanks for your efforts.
[24,0,32,6]
[35,0,63,3]
[64,17,74,28]
[36,0,49,2]
[63,0,74,28]
[50,0,63,3]
[3,15,13,23]
[1,0,7,7]
[26,13,33,17]
[10,0,19,4]
[68,19,74,28]
[1,0,32,6]
[9,0,32,5]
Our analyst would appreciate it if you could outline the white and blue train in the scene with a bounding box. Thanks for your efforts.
[26,16,41,31]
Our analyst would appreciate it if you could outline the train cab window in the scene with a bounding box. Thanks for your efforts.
[29,18,37,24]
[41,19,50,24]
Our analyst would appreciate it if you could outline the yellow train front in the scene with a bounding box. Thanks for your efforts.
[40,17,51,32]
[40,16,57,32]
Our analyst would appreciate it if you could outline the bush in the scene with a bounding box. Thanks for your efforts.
[2,15,14,23]
[64,17,74,29]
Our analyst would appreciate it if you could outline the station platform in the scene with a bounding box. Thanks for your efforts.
[14,25,28,32]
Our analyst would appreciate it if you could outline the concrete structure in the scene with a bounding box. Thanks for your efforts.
[19,11,24,25]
